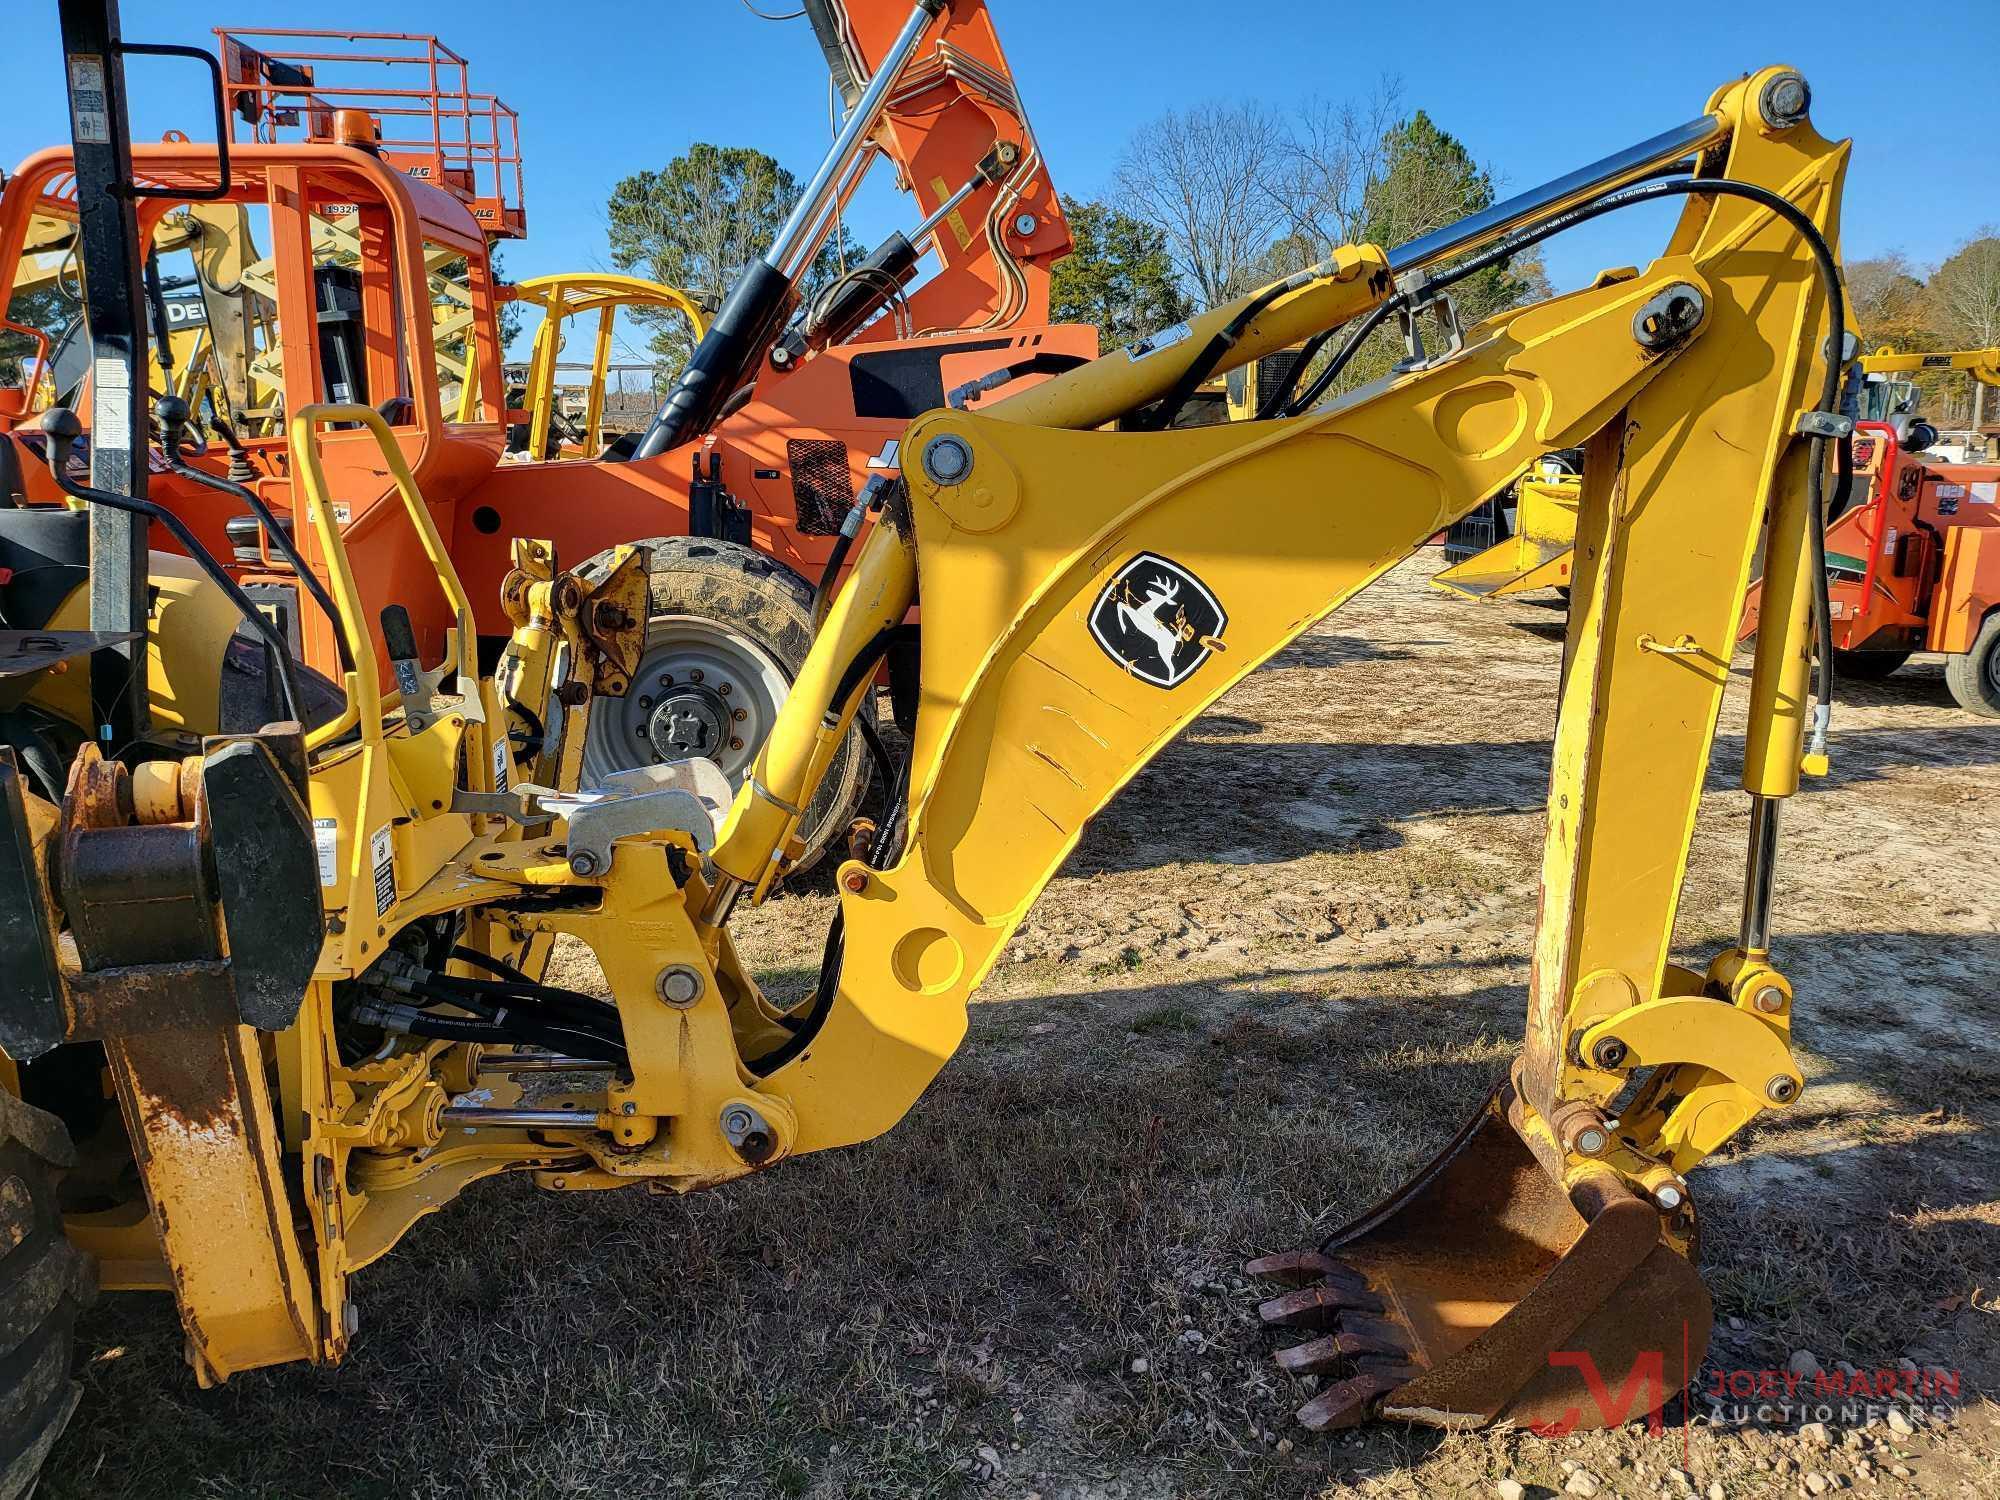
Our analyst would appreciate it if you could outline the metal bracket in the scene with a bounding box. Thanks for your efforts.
[1795,409,1854,439]
[451,758,732,876]
[1390,272,1465,374]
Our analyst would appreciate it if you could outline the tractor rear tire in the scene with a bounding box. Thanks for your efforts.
[1944,613,2000,718]
[579,537,871,874]
[0,1091,94,1500]
[1831,648,1912,680]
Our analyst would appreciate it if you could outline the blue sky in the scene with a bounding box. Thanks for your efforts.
[7,0,1996,361]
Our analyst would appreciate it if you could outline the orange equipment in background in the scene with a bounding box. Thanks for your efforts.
[0,0,1097,860]
[1742,418,2000,715]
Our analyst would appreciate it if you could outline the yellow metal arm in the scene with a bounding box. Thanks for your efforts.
[1860,343,2000,387]
[711,71,1844,1208]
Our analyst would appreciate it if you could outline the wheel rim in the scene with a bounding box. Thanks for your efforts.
[580,613,791,789]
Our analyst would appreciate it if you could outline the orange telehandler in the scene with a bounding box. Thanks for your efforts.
[0,1,1095,864]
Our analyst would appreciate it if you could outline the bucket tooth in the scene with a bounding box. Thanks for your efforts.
[1297,1368,1408,1431]
[1256,1282,1386,1330]
[1253,1081,1714,1433]
[1243,1249,1343,1288]
[1274,1326,1408,1376]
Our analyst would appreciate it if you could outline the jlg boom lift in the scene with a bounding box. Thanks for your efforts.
[1,9,1852,1487]
[0,1,1093,866]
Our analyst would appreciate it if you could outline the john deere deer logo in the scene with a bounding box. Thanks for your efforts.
[1088,553,1226,689]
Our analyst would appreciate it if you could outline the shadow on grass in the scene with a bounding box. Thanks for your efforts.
[50,929,1999,1498]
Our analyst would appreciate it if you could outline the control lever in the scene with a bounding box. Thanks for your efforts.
[380,603,452,733]
[40,405,302,723]
[154,396,349,669]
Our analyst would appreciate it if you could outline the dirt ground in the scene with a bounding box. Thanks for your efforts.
[48,558,2000,1499]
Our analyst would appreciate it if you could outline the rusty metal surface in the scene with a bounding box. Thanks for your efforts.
[106,1025,321,1380]
[1252,1084,1712,1432]
[66,961,242,1039]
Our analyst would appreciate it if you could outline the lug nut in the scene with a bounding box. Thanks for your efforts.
[732,708,748,722]
[638,695,653,710]
[659,673,674,687]
[690,669,704,683]
[729,736,744,750]
[718,682,731,696]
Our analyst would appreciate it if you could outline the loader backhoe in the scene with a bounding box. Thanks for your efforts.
[0,19,1850,1486]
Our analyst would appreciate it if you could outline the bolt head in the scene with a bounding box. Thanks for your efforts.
[1754,985,1787,1013]
[1013,212,1038,236]
[921,433,974,486]
[569,850,599,877]
[657,966,704,1006]
[842,869,868,893]
[1575,1126,1608,1156]
[1591,1036,1629,1070]
[621,1100,637,1116]
[1767,1074,1801,1105]
[1654,1184,1685,1211]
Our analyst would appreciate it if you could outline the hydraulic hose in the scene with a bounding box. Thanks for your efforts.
[1273,298,1400,418]
[1131,277,1300,432]
[1368,174,1851,747]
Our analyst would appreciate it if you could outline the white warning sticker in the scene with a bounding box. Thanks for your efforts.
[370,826,396,916]
[314,818,339,887]
[492,739,510,793]
[1125,321,1192,361]
[1971,482,1997,506]
[67,56,111,144]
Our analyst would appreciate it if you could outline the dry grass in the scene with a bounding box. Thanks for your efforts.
[47,561,2000,1498]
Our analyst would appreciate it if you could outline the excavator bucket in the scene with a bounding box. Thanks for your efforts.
[1250,1084,1712,1432]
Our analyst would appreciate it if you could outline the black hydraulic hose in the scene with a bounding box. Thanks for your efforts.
[1131,278,1300,432]
[423,972,624,1033]
[811,501,866,631]
[39,409,305,724]
[157,399,349,668]
[1276,298,1401,418]
[1255,325,1337,420]
[853,704,895,808]
[1389,174,1850,743]
[750,704,914,1077]
[411,984,629,1064]
[825,624,918,727]
[451,945,534,985]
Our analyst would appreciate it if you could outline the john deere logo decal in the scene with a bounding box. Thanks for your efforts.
[1088,552,1226,689]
